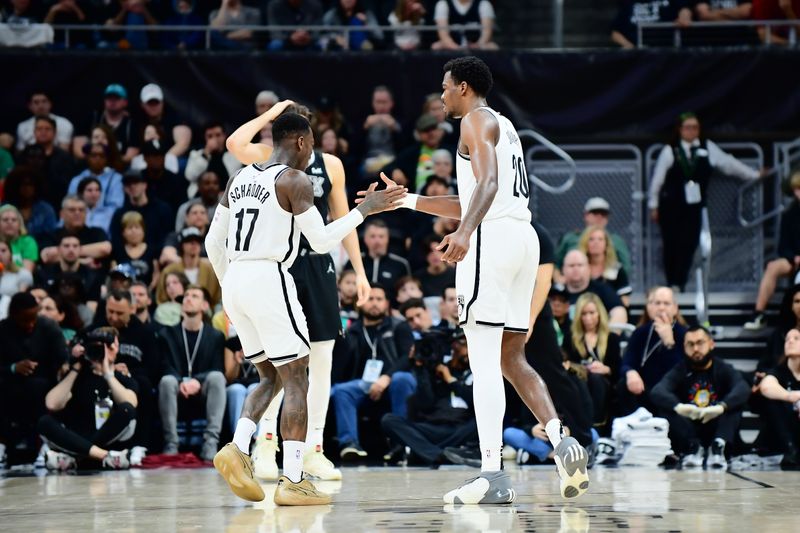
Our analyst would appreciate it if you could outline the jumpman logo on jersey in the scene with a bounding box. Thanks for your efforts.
[506,130,519,145]
[327,263,335,274]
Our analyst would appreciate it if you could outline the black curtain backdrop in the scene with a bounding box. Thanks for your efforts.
[2,49,799,142]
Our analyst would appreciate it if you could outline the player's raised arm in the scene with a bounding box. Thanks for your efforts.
[355,173,462,220]
[281,169,406,255]
[226,100,295,164]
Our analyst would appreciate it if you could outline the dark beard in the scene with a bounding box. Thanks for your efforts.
[362,310,385,322]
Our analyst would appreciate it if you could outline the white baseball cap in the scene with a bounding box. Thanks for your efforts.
[584,197,611,213]
[140,83,164,103]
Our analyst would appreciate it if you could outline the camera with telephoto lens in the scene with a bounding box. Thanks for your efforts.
[72,327,118,362]
[413,329,459,369]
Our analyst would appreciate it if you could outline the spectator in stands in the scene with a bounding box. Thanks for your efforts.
[430,149,455,190]
[420,175,449,197]
[137,84,193,159]
[112,211,159,288]
[564,293,622,431]
[362,85,401,175]
[154,271,189,326]
[400,298,435,336]
[763,285,800,367]
[550,285,571,346]
[0,204,39,272]
[651,325,750,468]
[158,286,226,460]
[266,0,323,51]
[338,269,359,329]
[693,0,752,21]
[578,225,632,307]
[0,293,68,456]
[75,84,140,165]
[422,93,456,145]
[73,124,126,173]
[413,235,455,298]
[392,114,450,192]
[387,0,427,50]
[318,127,348,160]
[54,273,94,327]
[322,0,384,50]
[619,286,687,415]
[174,172,221,232]
[381,330,477,465]
[160,202,209,265]
[162,0,204,50]
[185,122,241,198]
[312,95,352,153]
[45,0,90,49]
[68,143,125,221]
[38,325,136,471]
[758,328,800,469]
[561,250,627,325]
[157,227,220,308]
[76,177,113,236]
[35,234,103,312]
[746,172,800,329]
[104,0,159,50]
[38,294,83,342]
[129,281,153,325]
[395,276,424,310]
[611,0,693,48]
[347,219,410,301]
[0,238,33,318]
[2,168,57,239]
[138,140,187,215]
[753,0,800,44]
[439,286,459,330]
[15,90,73,152]
[22,117,75,209]
[40,196,112,269]
[331,284,415,458]
[130,124,183,174]
[649,112,761,291]
[109,173,174,253]
[556,197,632,276]
[431,0,498,50]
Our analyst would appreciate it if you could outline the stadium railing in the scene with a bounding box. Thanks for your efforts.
[636,20,799,48]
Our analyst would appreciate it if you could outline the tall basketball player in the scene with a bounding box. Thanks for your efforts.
[206,113,405,505]
[225,100,370,481]
[361,57,589,503]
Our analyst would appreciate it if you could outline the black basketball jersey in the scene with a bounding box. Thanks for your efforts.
[301,150,333,250]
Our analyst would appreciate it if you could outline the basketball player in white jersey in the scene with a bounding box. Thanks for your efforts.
[225,100,370,481]
[362,57,589,503]
[206,113,405,505]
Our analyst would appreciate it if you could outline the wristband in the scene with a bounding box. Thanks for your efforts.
[398,193,418,210]
[10,363,15,374]
[104,372,115,382]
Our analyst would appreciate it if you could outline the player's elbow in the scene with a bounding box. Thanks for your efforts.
[306,236,335,255]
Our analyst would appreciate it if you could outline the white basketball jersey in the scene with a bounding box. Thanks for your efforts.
[456,107,532,223]
[225,163,301,267]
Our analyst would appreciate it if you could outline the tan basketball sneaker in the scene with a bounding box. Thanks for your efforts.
[253,435,280,480]
[303,445,342,481]
[274,476,332,506]
[213,443,266,502]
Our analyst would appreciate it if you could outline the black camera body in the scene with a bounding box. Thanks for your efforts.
[72,327,118,362]
[413,329,461,369]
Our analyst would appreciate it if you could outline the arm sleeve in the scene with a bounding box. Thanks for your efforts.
[294,206,364,255]
[650,365,684,410]
[648,146,674,209]
[707,140,760,180]
[205,204,230,282]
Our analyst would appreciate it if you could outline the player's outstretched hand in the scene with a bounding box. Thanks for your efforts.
[356,181,407,216]
[438,230,470,263]
[355,172,399,206]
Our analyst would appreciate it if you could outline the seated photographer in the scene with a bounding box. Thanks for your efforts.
[157,286,225,461]
[381,330,477,465]
[757,328,800,470]
[37,327,138,471]
[330,284,414,459]
[651,326,749,469]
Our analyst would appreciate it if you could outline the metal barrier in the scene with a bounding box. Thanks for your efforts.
[636,19,799,48]
[644,142,764,291]
[527,144,645,291]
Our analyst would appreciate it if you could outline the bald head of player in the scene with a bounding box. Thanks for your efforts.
[270,112,314,171]
[441,56,494,120]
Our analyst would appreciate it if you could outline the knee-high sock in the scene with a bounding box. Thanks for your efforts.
[258,388,284,440]
[307,340,335,450]
[464,325,505,472]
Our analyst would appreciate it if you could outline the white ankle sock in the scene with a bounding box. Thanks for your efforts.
[545,418,564,448]
[283,440,305,483]
[307,340,335,450]
[258,389,284,440]
[464,325,505,472]
[233,418,257,454]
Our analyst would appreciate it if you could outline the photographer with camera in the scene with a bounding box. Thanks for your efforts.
[37,327,138,471]
[381,330,477,465]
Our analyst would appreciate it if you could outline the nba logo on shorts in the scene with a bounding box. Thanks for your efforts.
[457,295,465,317]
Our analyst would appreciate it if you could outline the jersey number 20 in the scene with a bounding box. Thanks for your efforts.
[512,156,530,199]
[234,208,259,251]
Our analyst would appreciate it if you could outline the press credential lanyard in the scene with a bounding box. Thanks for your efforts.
[182,323,204,379]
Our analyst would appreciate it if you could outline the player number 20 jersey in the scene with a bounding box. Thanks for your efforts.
[455,106,532,223]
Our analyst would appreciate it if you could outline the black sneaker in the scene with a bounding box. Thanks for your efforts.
[780,443,800,471]
[708,438,727,469]
[340,442,367,460]
[443,446,482,468]
[383,444,407,464]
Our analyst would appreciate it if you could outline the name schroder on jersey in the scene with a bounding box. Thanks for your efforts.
[229,181,272,204]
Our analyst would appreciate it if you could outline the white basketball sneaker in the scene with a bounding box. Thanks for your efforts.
[253,435,280,480]
[304,445,342,481]
[443,471,516,505]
